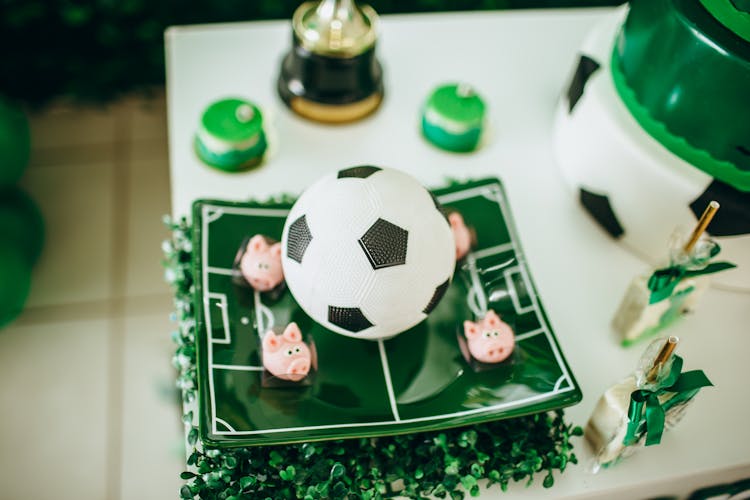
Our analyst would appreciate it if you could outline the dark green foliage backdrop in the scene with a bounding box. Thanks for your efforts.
[0,0,622,106]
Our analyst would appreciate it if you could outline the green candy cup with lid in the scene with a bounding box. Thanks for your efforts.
[421,83,486,153]
[613,0,750,190]
[195,98,268,172]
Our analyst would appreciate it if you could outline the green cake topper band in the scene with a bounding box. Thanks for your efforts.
[201,98,264,142]
[612,0,750,191]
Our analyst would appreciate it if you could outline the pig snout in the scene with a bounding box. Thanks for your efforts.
[289,357,310,375]
[282,357,310,382]
[250,276,274,291]
[469,338,513,364]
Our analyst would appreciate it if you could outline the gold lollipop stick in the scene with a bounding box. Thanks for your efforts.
[683,201,719,254]
[647,336,679,383]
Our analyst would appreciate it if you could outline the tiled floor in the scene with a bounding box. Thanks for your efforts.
[0,93,184,499]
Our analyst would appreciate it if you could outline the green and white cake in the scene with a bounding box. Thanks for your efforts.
[194,98,268,172]
[421,83,486,153]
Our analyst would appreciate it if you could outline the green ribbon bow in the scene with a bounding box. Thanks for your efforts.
[647,244,736,304]
[623,355,713,447]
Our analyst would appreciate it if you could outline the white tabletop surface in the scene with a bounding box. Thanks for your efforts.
[166,8,750,498]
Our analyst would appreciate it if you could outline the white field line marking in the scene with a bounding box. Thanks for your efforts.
[254,290,264,334]
[202,204,290,218]
[514,327,545,342]
[214,387,575,435]
[435,185,497,205]
[467,288,482,318]
[207,266,235,276]
[378,339,401,422]
[253,290,274,336]
[478,256,516,275]
[208,293,231,344]
[492,187,575,391]
[214,364,265,371]
[215,417,237,433]
[471,243,514,261]
[504,267,522,314]
[202,205,218,435]
[553,375,567,392]
[205,208,224,224]
[503,268,535,315]
[465,254,487,316]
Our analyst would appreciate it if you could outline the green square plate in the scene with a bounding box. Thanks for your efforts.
[192,178,581,448]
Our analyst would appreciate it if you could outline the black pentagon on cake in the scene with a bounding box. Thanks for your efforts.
[328,306,373,333]
[423,279,450,315]
[567,54,600,114]
[286,214,313,263]
[337,165,382,179]
[358,218,408,270]
[689,180,750,236]
[579,188,624,239]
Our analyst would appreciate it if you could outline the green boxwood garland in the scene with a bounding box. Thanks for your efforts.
[163,215,583,500]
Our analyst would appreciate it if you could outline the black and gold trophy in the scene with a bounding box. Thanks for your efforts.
[277,0,384,123]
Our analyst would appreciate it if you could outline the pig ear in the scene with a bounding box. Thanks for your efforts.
[484,310,502,328]
[448,212,462,228]
[262,330,280,352]
[270,242,282,258]
[248,235,267,252]
[283,322,302,342]
[464,320,480,339]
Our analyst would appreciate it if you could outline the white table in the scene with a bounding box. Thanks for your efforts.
[166,9,750,498]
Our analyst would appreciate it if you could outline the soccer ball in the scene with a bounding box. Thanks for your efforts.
[281,166,455,340]
[554,8,750,291]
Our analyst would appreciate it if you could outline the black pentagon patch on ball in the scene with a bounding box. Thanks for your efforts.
[567,54,600,114]
[286,215,313,263]
[423,279,450,315]
[358,218,409,269]
[579,188,624,238]
[337,165,382,179]
[328,306,373,333]
[690,180,750,236]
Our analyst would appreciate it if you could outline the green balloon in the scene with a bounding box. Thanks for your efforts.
[0,187,44,266]
[0,96,31,187]
[0,243,32,329]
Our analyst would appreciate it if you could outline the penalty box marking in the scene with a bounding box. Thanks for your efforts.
[503,267,535,315]
[202,204,290,434]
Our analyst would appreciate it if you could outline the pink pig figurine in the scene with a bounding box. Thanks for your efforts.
[262,323,312,382]
[463,310,515,363]
[239,235,284,291]
[449,212,472,261]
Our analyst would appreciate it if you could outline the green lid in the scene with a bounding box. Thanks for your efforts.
[421,83,486,152]
[613,0,750,191]
[424,83,486,127]
[200,98,263,142]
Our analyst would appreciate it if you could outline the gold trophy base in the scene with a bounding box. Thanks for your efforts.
[287,92,383,124]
